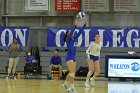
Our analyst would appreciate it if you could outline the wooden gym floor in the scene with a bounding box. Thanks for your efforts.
[0,78,139,93]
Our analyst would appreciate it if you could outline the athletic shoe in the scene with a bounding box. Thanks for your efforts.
[84,81,90,87]
[90,78,95,87]
[69,86,77,93]
[62,82,69,92]
[6,76,9,80]
[13,76,17,80]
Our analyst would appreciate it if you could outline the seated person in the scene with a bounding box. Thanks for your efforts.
[24,52,35,64]
[49,50,62,78]
[24,52,37,76]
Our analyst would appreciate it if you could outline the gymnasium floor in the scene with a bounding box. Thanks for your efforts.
[1,78,140,93]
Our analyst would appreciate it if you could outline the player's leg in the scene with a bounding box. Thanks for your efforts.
[7,58,14,79]
[90,60,100,87]
[12,57,19,80]
[85,58,94,87]
[62,60,77,93]
[66,61,76,83]
[66,60,77,93]
[94,60,100,79]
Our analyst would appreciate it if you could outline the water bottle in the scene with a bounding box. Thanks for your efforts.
[17,72,20,79]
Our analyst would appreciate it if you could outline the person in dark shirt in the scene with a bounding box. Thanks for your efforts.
[49,51,62,78]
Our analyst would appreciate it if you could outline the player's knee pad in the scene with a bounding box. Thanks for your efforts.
[68,73,75,78]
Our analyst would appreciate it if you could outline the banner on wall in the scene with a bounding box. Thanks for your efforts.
[24,0,49,11]
[47,27,140,47]
[0,27,29,46]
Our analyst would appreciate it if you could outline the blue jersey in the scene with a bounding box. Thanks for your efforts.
[50,56,62,65]
[66,37,77,56]
[66,24,86,57]
[25,56,34,62]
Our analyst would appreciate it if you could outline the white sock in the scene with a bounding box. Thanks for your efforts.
[92,76,95,80]
[64,81,69,85]
[65,81,68,83]
[86,79,89,82]
[90,77,93,79]
[70,84,74,88]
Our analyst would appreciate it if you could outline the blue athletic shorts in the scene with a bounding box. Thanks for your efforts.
[65,54,76,62]
[89,55,99,61]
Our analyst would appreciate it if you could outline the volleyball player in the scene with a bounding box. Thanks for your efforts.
[84,34,102,87]
[62,12,87,93]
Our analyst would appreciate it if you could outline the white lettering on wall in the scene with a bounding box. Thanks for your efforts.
[112,29,124,47]
[1,29,13,46]
[15,29,27,46]
[56,29,66,47]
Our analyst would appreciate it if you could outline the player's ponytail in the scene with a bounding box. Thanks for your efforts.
[63,30,69,42]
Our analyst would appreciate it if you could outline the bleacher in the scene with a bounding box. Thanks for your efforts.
[0,46,140,76]
[40,47,140,75]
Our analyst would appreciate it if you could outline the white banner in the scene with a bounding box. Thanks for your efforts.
[108,58,140,77]
[82,0,109,12]
[114,0,140,11]
[24,0,49,11]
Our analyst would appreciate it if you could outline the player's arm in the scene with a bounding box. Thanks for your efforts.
[86,45,91,54]
[75,24,86,39]
[86,43,93,54]
[86,43,93,58]
[66,25,77,41]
